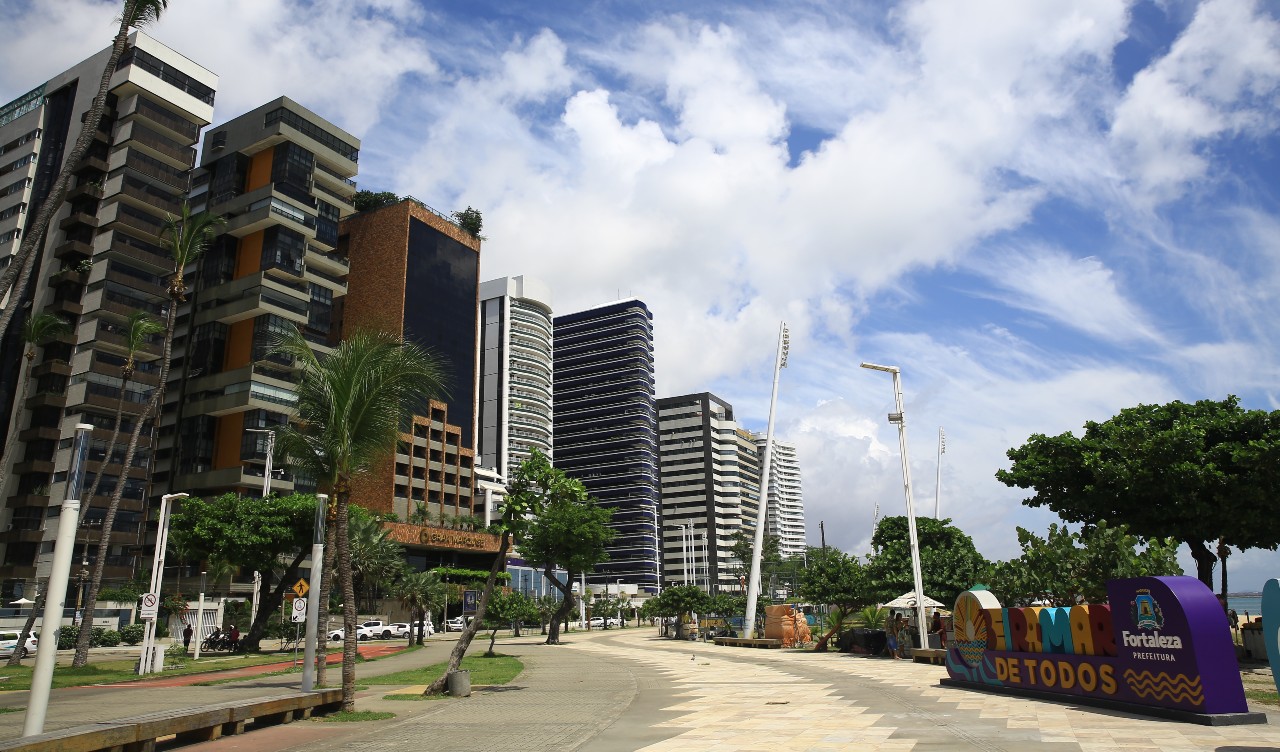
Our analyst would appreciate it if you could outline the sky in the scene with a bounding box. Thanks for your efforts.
[3,0,1279,591]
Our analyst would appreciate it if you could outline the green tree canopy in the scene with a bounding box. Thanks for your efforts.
[985,521,1183,607]
[865,516,987,607]
[646,584,709,639]
[353,190,400,212]
[797,547,868,651]
[996,396,1280,586]
[508,449,613,644]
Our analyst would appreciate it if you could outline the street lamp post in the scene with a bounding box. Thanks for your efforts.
[138,492,188,676]
[23,423,92,737]
[934,427,946,519]
[301,493,327,692]
[244,428,276,628]
[745,323,788,640]
[193,571,207,660]
[860,362,928,652]
[664,523,689,587]
[616,579,624,626]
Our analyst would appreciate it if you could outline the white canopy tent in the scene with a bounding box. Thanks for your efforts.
[880,591,945,610]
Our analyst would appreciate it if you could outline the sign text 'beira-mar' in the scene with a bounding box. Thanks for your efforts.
[945,576,1254,720]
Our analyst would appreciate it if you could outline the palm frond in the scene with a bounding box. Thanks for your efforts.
[123,0,169,29]
[22,313,71,346]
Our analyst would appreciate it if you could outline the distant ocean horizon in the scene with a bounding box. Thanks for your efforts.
[1227,594,1263,617]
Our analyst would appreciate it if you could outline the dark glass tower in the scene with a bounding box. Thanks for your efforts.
[553,299,659,591]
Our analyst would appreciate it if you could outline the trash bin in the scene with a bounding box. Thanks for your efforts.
[446,669,471,697]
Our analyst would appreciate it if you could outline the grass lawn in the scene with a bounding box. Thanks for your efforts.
[317,710,394,722]
[365,653,523,687]
[0,651,304,691]
[1245,689,1279,706]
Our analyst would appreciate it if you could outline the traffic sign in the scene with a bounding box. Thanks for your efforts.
[291,597,307,623]
[140,592,159,621]
[293,578,309,599]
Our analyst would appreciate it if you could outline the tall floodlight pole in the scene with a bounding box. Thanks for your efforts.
[699,531,709,592]
[860,362,928,650]
[244,428,275,628]
[23,424,92,736]
[934,427,945,519]
[301,493,327,692]
[745,323,788,639]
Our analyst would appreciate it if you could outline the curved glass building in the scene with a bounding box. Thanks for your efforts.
[553,299,660,592]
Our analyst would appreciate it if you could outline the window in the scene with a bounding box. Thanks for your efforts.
[116,47,215,105]
[264,107,359,162]
[0,153,36,177]
[0,128,39,157]
[261,225,305,275]
[307,283,333,334]
[0,203,24,221]
[0,177,30,198]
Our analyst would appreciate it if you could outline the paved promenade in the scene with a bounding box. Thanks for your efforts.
[2,628,1278,750]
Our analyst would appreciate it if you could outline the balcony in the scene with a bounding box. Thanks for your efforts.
[172,464,295,496]
[54,238,93,262]
[58,211,99,232]
[224,195,317,240]
[305,244,348,273]
[193,279,309,327]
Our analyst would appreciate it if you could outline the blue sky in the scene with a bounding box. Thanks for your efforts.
[4,0,1279,590]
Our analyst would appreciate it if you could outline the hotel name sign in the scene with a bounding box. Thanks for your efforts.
[383,522,501,553]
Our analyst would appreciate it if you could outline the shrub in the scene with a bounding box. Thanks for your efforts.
[90,627,106,647]
[57,628,75,650]
[120,623,144,645]
[99,629,121,647]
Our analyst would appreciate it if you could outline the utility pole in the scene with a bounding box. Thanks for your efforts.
[819,521,826,550]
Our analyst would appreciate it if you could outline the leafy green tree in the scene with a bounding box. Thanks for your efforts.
[352,190,401,212]
[274,326,448,709]
[169,492,317,651]
[395,569,444,645]
[423,449,552,695]
[348,510,404,613]
[797,547,868,651]
[997,396,1280,587]
[482,591,539,654]
[864,516,987,608]
[534,594,564,635]
[74,205,222,666]
[647,585,709,639]
[0,0,170,344]
[518,454,614,644]
[451,206,483,238]
[984,521,1182,607]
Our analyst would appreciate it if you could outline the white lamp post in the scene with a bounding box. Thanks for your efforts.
[244,428,275,628]
[664,523,689,587]
[23,423,92,737]
[301,493,327,692]
[138,492,187,676]
[860,362,928,652]
[934,427,945,519]
[745,323,788,639]
[193,570,207,659]
[616,579,623,626]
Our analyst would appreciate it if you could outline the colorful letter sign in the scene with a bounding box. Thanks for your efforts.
[945,576,1259,722]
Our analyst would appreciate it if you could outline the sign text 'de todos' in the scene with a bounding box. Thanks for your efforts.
[945,576,1256,721]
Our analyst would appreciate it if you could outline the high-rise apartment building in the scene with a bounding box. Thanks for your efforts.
[755,435,805,558]
[476,276,553,480]
[0,33,216,598]
[159,97,358,500]
[339,199,481,522]
[657,393,760,592]
[553,299,659,591]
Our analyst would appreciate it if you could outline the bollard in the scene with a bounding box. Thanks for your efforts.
[446,669,471,697]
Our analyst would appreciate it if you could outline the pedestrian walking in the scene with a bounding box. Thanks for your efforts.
[182,624,193,652]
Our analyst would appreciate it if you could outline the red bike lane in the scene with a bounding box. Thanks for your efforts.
[96,643,406,688]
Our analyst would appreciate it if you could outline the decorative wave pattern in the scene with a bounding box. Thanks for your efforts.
[1123,669,1203,705]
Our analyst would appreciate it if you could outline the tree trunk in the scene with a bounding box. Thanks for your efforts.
[1217,537,1229,599]
[0,6,137,344]
[0,264,42,495]
[78,375,131,527]
[315,518,336,688]
[336,487,358,711]
[486,629,497,657]
[72,278,179,667]
[6,579,46,667]
[813,625,839,652]
[1187,539,1216,588]
[424,531,510,695]
[241,551,304,653]
[544,566,575,645]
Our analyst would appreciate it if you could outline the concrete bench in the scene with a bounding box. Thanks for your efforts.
[912,648,947,665]
[713,637,783,649]
[0,689,343,752]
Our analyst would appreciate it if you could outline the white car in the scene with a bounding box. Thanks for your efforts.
[391,622,434,637]
[327,625,377,641]
[0,630,37,659]
[444,617,468,631]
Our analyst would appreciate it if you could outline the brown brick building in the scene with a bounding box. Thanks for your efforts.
[338,199,482,526]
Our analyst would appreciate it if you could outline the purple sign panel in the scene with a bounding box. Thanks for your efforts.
[946,576,1248,716]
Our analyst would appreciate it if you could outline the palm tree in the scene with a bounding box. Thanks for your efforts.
[0,0,169,344]
[1,314,71,668]
[395,569,444,646]
[72,204,221,666]
[348,513,404,613]
[77,311,163,524]
[273,326,448,710]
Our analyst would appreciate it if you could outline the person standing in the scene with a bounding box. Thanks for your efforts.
[182,623,194,652]
[228,624,240,651]
[884,611,900,659]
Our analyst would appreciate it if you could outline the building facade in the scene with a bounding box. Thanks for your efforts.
[476,275,553,480]
[158,97,358,501]
[553,299,659,591]
[339,199,482,524]
[755,435,805,559]
[0,33,217,598]
[657,393,760,592]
